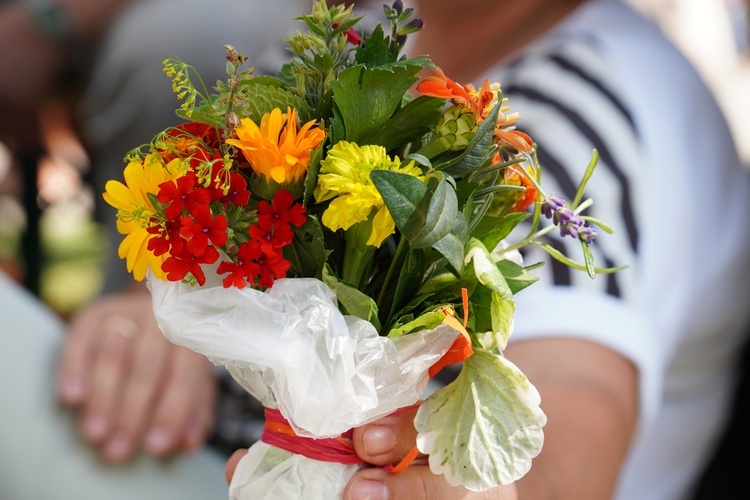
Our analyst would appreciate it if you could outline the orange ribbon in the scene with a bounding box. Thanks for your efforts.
[389,288,474,474]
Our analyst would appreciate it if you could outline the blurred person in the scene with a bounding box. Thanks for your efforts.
[625,0,750,167]
[218,0,749,498]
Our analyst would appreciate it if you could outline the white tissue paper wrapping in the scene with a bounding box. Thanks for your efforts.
[148,274,459,499]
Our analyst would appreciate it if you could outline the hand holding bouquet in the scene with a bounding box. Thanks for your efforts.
[104,2,619,498]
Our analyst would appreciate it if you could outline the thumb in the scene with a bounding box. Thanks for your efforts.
[351,405,423,466]
[344,466,515,500]
[225,449,248,484]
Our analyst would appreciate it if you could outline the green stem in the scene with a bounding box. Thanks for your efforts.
[376,235,406,312]
[341,243,374,289]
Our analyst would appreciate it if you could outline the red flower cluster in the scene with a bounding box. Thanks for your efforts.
[218,190,306,289]
[144,121,306,288]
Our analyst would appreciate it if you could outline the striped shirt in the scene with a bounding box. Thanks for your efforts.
[485,2,750,499]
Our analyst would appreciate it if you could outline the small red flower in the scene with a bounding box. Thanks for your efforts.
[256,250,292,288]
[147,218,185,256]
[179,205,228,257]
[158,172,212,220]
[217,240,263,288]
[219,171,251,206]
[250,221,294,254]
[258,189,307,229]
[161,245,220,286]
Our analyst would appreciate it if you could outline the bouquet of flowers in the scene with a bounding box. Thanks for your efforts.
[104,2,619,498]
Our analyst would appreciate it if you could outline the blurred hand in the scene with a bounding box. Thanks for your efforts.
[57,289,217,463]
[0,3,67,149]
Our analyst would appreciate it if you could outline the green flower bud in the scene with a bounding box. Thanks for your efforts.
[436,105,477,151]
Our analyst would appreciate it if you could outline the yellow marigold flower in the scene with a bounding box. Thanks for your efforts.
[102,156,185,281]
[315,141,423,247]
[226,107,326,185]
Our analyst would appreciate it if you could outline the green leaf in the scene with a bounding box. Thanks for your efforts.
[354,24,392,67]
[366,96,444,152]
[432,213,468,273]
[245,75,284,88]
[487,293,515,351]
[580,215,614,234]
[371,171,468,272]
[287,215,330,279]
[303,142,325,206]
[322,264,381,332]
[386,247,428,325]
[467,283,516,351]
[471,212,530,252]
[532,241,627,275]
[387,308,446,338]
[493,258,539,295]
[178,82,314,126]
[572,149,599,209]
[434,103,500,177]
[330,59,430,145]
[404,176,458,249]
[465,238,512,300]
[581,241,596,279]
[241,81,314,122]
[416,349,546,491]
[276,63,296,88]
[370,170,426,229]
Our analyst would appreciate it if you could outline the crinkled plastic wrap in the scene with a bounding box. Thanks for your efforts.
[148,274,459,499]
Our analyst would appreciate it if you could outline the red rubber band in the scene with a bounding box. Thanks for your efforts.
[261,408,364,465]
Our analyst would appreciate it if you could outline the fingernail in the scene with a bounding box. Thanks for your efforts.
[82,414,108,441]
[103,433,132,462]
[145,427,173,455]
[363,425,397,456]
[60,379,85,403]
[349,479,389,500]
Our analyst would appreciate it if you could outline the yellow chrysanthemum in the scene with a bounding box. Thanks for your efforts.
[314,141,423,247]
[225,107,326,185]
[102,156,185,281]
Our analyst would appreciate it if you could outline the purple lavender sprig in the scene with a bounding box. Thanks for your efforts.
[541,195,598,245]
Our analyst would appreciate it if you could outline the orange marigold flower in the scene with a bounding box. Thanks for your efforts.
[226,107,326,185]
[492,153,538,213]
[417,68,494,120]
[494,127,534,154]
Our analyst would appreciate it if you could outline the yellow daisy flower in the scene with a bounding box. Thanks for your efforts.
[314,141,423,248]
[102,155,185,281]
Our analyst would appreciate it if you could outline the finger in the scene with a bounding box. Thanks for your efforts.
[79,326,133,446]
[57,305,111,405]
[102,326,170,463]
[351,406,422,466]
[179,369,217,454]
[144,347,212,458]
[225,449,248,484]
[344,466,509,500]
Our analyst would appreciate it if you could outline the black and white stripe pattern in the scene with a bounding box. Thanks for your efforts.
[491,34,642,299]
